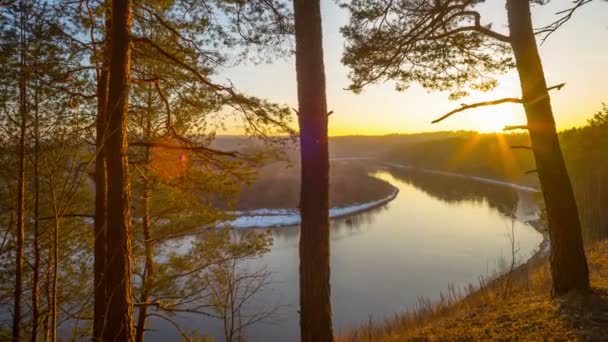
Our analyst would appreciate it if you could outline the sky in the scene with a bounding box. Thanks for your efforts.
[218,0,608,136]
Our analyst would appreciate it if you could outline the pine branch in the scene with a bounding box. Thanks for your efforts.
[535,0,593,44]
[428,11,511,43]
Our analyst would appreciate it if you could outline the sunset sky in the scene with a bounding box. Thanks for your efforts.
[220,0,608,136]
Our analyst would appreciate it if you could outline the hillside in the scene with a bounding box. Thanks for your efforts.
[237,159,395,210]
[340,239,608,341]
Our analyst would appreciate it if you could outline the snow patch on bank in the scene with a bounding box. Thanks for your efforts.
[384,162,539,193]
[220,188,399,229]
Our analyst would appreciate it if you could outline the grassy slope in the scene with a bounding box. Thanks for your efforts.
[339,240,608,341]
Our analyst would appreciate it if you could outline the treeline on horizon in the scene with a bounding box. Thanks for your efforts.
[379,104,608,241]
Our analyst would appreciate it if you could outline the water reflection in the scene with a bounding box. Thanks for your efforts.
[384,166,519,215]
[150,165,543,342]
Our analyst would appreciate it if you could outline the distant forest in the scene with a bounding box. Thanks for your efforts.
[374,105,608,241]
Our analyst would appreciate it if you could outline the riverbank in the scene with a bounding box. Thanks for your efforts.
[339,240,608,341]
[384,160,551,261]
[383,161,539,193]
[226,159,399,228]
[230,158,543,229]
[237,159,397,210]
[223,187,399,228]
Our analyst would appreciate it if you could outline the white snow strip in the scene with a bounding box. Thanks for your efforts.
[384,162,539,193]
[219,188,399,229]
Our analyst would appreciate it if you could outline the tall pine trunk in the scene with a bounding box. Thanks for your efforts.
[12,0,27,339]
[93,8,110,341]
[293,0,333,340]
[31,76,41,342]
[135,117,153,342]
[507,0,589,295]
[50,196,59,342]
[103,0,135,340]
[43,233,51,341]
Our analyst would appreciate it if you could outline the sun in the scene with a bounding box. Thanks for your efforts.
[475,108,517,133]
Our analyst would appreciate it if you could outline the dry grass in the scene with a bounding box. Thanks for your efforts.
[338,240,608,341]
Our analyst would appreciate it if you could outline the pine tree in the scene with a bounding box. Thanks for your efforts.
[293,0,334,340]
[341,0,590,295]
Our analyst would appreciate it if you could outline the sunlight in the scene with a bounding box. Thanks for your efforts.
[475,108,517,133]
[151,137,189,180]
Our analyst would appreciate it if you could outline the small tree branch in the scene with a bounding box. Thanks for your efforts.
[129,141,238,157]
[131,36,228,93]
[547,83,566,92]
[510,145,532,150]
[525,169,538,174]
[535,0,592,44]
[433,83,566,124]
[432,98,522,124]
[427,10,511,43]
[39,214,94,221]
[503,125,528,131]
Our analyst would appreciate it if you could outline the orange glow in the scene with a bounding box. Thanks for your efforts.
[495,134,519,180]
[448,133,481,169]
[150,137,189,180]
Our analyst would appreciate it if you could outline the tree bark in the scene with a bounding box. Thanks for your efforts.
[12,1,27,339]
[507,0,589,295]
[93,7,110,341]
[31,75,41,342]
[50,194,59,342]
[102,0,135,340]
[135,117,153,342]
[43,234,51,342]
[293,0,334,340]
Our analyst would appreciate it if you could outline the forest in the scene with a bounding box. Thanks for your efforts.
[384,105,608,241]
[0,0,607,341]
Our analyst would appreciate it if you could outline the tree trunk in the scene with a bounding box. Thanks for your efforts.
[12,0,27,339]
[50,205,59,342]
[135,120,153,342]
[32,76,41,342]
[293,0,333,340]
[43,235,51,342]
[102,0,135,340]
[507,0,589,295]
[93,8,110,341]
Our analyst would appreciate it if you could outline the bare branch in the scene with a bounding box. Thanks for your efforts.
[428,11,511,43]
[432,98,522,124]
[129,141,238,157]
[536,0,593,44]
[39,214,94,221]
[503,125,528,131]
[433,83,566,124]
[547,83,566,92]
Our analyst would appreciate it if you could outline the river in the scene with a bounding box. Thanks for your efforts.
[147,164,544,341]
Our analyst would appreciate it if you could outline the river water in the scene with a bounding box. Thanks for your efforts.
[148,164,543,341]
